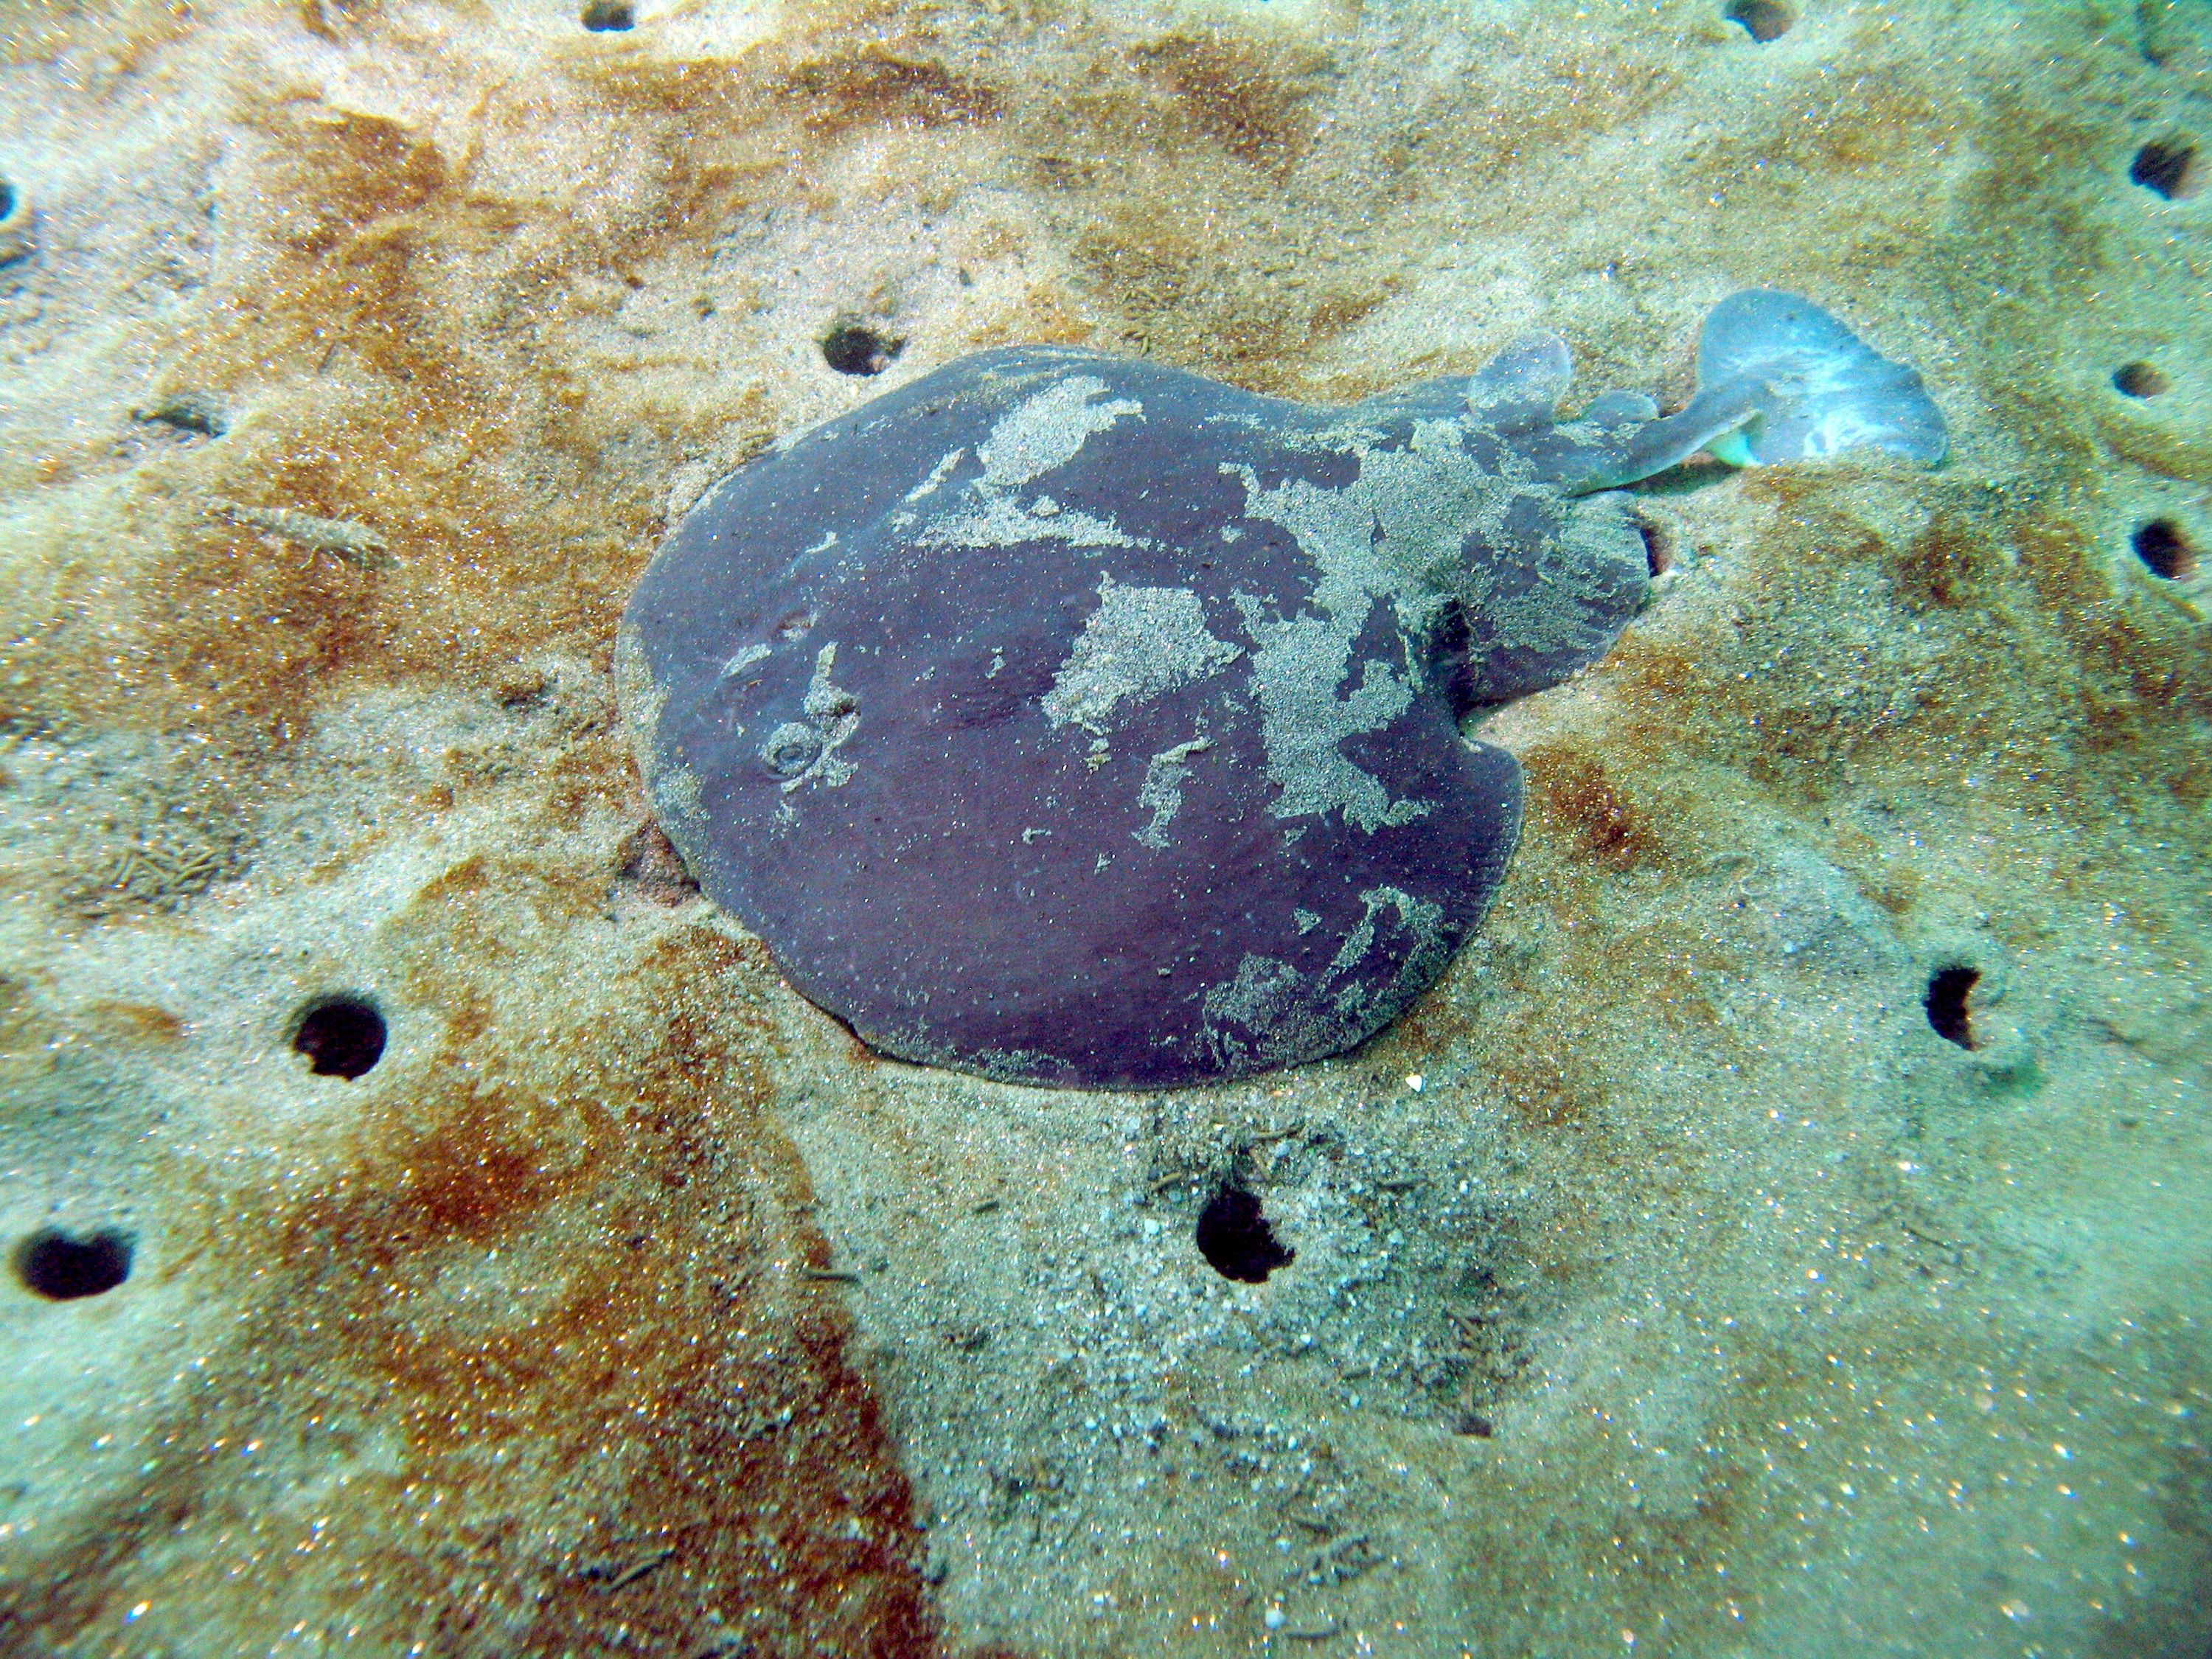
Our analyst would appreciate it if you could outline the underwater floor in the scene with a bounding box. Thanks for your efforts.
[1,0,2209,1654]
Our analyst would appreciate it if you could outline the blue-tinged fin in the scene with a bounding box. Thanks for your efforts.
[1549,289,1947,491]
[1581,389,1660,427]
[1467,332,1574,432]
[1695,289,1947,467]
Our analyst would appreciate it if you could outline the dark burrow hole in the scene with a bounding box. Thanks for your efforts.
[2112,361,2170,399]
[293,995,387,1079]
[1725,0,1793,43]
[2132,518,2199,581]
[0,181,13,221]
[820,322,904,377]
[15,1227,133,1301]
[580,0,633,29]
[1194,1185,1294,1284]
[2129,139,2197,200]
[1637,518,1673,577]
[1924,965,1980,1050]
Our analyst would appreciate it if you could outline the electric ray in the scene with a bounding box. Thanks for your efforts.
[619,290,1946,1088]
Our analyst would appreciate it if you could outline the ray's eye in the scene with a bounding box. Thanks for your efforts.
[762,723,823,778]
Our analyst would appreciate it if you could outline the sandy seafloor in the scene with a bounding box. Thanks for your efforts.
[1,0,2210,1653]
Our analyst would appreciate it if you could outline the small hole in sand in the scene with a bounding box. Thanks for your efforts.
[580,0,633,29]
[2130,139,2197,200]
[1195,1185,1294,1284]
[2112,362,2170,399]
[2132,518,2198,580]
[1924,966,1979,1049]
[820,322,903,377]
[293,995,387,1079]
[1725,0,1793,42]
[15,1228,133,1301]
[1636,518,1674,577]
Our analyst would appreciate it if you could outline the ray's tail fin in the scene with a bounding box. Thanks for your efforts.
[1694,288,1948,467]
[1562,289,1948,489]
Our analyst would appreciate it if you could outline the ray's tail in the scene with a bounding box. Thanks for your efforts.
[1562,288,1950,490]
